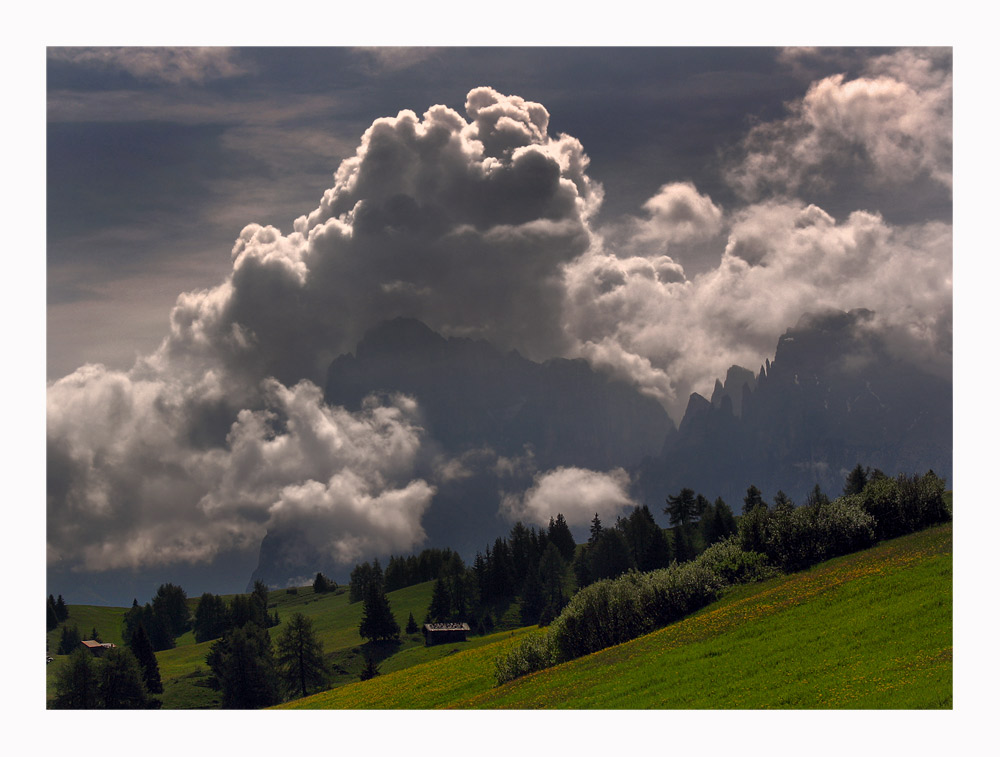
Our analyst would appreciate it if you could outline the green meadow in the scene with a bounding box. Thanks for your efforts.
[278,523,951,709]
[48,522,951,710]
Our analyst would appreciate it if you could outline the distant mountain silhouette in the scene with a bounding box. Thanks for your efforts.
[252,311,951,587]
[250,318,676,587]
[324,317,676,472]
[636,308,952,508]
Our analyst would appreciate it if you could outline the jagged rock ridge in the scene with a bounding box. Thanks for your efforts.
[638,308,952,507]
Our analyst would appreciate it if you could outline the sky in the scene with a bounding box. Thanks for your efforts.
[43,44,959,603]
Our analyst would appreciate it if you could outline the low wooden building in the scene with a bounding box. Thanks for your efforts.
[81,640,116,657]
[423,622,470,646]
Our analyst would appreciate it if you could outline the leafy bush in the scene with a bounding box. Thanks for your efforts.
[495,537,767,684]
[494,632,556,684]
[739,496,875,571]
[851,471,950,541]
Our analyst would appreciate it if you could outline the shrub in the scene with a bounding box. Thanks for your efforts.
[494,632,556,685]
[495,537,767,684]
[855,471,950,541]
[740,496,875,571]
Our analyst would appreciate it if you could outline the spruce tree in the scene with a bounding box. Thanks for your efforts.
[518,567,545,626]
[773,490,795,514]
[47,597,59,632]
[151,583,190,639]
[55,594,69,622]
[206,623,281,709]
[406,612,419,634]
[743,485,765,515]
[547,513,577,562]
[589,529,632,581]
[58,624,81,655]
[128,622,163,694]
[358,583,400,642]
[843,464,869,497]
[538,542,567,624]
[427,576,452,623]
[275,612,328,700]
[673,525,695,563]
[97,647,151,709]
[588,513,604,546]
[193,592,229,643]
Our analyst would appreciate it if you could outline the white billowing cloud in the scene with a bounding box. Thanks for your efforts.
[48,71,951,575]
[728,48,952,198]
[145,86,601,393]
[48,47,250,84]
[634,182,724,246]
[501,467,635,529]
[567,200,952,419]
[48,87,599,573]
[604,182,725,275]
[47,364,433,571]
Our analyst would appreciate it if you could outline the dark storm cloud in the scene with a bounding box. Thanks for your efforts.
[47,86,602,571]
[46,49,952,575]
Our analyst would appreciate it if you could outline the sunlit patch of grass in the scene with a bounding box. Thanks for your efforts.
[467,525,951,709]
[274,628,536,709]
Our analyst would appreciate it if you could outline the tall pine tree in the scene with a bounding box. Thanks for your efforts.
[128,622,163,694]
[358,583,400,642]
[275,613,328,700]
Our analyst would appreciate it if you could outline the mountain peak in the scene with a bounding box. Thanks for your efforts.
[356,317,448,359]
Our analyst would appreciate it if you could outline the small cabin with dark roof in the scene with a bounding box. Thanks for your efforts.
[423,622,470,646]
[81,640,116,657]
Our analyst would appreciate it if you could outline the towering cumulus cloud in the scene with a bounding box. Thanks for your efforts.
[47,87,602,573]
[47,53,952,578]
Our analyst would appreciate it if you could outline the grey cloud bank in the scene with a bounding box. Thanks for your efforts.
[46,49,951,594]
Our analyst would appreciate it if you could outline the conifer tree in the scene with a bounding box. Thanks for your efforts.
[743,485,765,514]
[843,464,869,497]
[538,542,567,624]
[673,525,695,563]
[55,594,69,622]
[773,490,795,514]
[97,647,151,709]
[358,583,400,642]
[589,529,632,581]
[128,621,163,694]
[151,583,190,639]
[518,566,545,626]
[47,596,59,632]
[276,612,329,700]
[206,623,281,709]
[547,513,576,562]
[406,612,419,634]
[193,592,229,642]
[427,576,452,623]
[588,513,604,546]
[58,624,81,655]
[665,488,698,527]
[806,484,830,508]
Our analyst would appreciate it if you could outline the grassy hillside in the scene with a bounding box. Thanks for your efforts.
[47,579,441,708]
[279,523,951,709]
